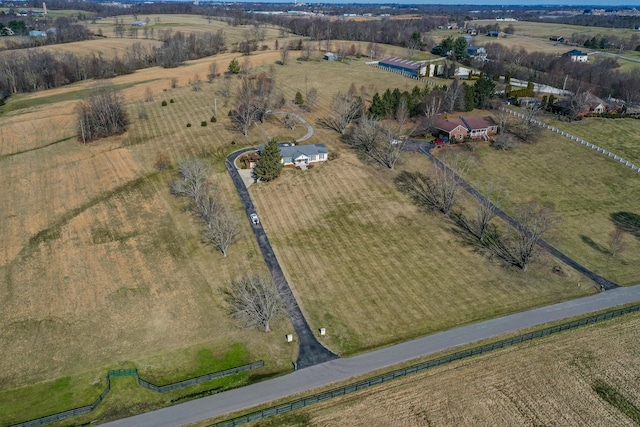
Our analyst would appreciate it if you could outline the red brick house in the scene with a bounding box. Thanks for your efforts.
[435,115,498,142]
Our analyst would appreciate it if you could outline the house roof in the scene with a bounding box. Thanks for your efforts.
[435,118,465,132]
[460,116,497,130]
[435,115,497,132]
[280,143,328,159]
[379,57,424,71]
[564,49,587,57]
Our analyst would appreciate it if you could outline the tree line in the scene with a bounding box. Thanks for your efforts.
[0,30,226,99]
[479,43,640,105]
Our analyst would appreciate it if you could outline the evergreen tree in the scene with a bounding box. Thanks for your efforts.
[228,58,241,74]
[369,92,386,119]
[473,78,496,109]
[463,83,476,111]
[294,91,304,105]
[255,140,283,181]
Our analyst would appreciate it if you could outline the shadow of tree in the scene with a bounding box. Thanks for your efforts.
[611,212,640,238]
[580,235,609,254]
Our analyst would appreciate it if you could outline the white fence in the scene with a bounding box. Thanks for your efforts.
[500,107,640,173]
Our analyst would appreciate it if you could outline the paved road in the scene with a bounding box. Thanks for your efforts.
[225,149,337,369]
[103,284,640,427]
[417,143,619,290]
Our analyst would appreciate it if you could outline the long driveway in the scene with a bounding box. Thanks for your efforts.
[225,149,337,369]
[103,284,640,427]
[415,143,619,290]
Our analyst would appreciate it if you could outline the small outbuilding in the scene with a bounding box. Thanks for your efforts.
[323,52,339,61]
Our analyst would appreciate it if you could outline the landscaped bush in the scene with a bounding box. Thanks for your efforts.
[201,121,207,127]
[186,123,191,127]
[170,99,175,103]
[161,100,167,106]
[211,115,217,123]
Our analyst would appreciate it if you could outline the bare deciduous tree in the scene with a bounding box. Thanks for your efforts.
[76,83,128,144]
[170,159,210,205]
[492,132,517,151]
[283,114,296,130]
[484,202,555,271]
[406,38,421,60]
[475,183,506,243]
[144,87,153,102]
[207,62,218,83]
[223,274,286,332]
[192,74,202,92]
[318,92,362,135]
[395,153,472,217]
[445,79,465,112]
[204,207,241,257]
[510,103,543,142]
[609,227,626,257]
[306,87,319,111]
[280,43,290,65]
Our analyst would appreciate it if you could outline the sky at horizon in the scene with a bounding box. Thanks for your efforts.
[227,0,639,6]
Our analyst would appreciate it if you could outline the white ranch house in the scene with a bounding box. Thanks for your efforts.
[280,143,328,166]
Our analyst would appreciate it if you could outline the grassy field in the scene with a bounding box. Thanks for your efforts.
[544,115,640,165]
[249,311,640,426]
[473,19,640,42]
[0,38,164,59]
[0,51,303,425]
[0,35,632,424]
[85,15,282,46]
[247,59,594,356]
[461,124,640,286]
[0,44,423,424]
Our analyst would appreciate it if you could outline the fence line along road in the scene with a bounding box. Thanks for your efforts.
[215,303,640,427]
[9,362,264,427]
[101,285,640,427]
[500,107,640,173]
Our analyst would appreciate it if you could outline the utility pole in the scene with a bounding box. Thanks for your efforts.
[562,75,568,92]
[214,98,218,116]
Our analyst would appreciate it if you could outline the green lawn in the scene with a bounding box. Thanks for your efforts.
[544,116,640,166]
[463,127,640,286]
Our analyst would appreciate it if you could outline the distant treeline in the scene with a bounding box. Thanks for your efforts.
[0,30,226,99]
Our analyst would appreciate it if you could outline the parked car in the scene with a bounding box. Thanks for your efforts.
[250,213,260,225]
[433,138,446,145]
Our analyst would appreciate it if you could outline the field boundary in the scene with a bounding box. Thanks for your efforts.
[7,361,264,427]
[212,304,640,427]
[500,107,640,173]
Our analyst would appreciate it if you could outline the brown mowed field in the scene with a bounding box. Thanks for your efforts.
[473,19,640,42]
[256,312,640,427]
[0,50,304,401]
[0,38,163,59]
[86,15,282,46]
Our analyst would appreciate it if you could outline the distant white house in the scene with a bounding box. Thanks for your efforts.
[467,46,487,60]
[132,20,147,26]
[563,49,588,63]
[28,30,47,37]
